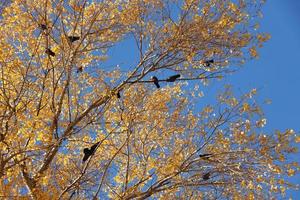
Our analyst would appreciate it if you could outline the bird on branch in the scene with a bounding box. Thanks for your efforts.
[199,153,213,160]
[82,142,100,162]
[77,66,83,73]
[45,48,55,57]
[166,74,181,82]
[68,36,80,43]
[151,76,160,88]
[39,24,47,30]
[204,59,214,67]
[202,172,210,180]
[116,91,121,98]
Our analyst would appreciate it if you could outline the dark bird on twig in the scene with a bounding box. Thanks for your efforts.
[204,59,214,67]
[82,142,100,162]
[151,76,160,88]
[39,24,47,30]
[68,36,80,43]
[116,91,121,98]
[45,48,55,57]
[199,153,213,159]
[77,66,83,73]
[202,172,210,180]
[166,74,181,82]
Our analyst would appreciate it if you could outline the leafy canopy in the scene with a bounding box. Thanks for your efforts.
[0,0,298,199]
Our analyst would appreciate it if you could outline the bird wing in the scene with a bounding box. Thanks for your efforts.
[82,154,90,162]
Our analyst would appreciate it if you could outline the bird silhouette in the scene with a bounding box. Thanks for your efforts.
[68,36,80,43]
[151,76,160,88]
[39,24,47,30]
[117,91,121,98]
[204,59,214,67]
[166,74,181,82]
[202,172,210,180]
[82,142,100,162]
[199,153,213,159]
[77,66,83,73]
[45,48,55,57]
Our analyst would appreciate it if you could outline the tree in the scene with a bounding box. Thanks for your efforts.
[0,0,298,199]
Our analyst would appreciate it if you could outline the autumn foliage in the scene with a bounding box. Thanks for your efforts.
[0,0,298,199]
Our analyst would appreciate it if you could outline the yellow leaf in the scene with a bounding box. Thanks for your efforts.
[287,168,295,176]
[228,3,238,12]
[249,46,258,58]
[295,136,300,143]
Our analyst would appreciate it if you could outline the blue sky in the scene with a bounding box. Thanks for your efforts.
[109,1,300,133]
[1,0,298,198]
[230,1,300,132]
[227,1,300,198]
[107,1,300,198]
[189,2,300,197]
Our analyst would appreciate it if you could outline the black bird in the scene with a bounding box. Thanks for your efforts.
[77,66,83,73]
[151,76,160,88]
[199,153,213,159]
[204,59,214,67]
[116,91,121,98]
[82,142,100,162]
[166,74,181,82]
[45,48,55,57]
[39,24,47,30]
[202,172,210,180]
[68,36,80,43]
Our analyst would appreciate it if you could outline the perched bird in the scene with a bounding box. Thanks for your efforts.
[68,36,80,43]
[204,59,214,67]
[39,24,47,30]
[116,91,121,98]
[82,142,100,162]
[77,66,83,73]
[45,48,55,57]
[202,172,210,180]
[151,76,160,88]
[199,153,213,159]
[166,74,181,82]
